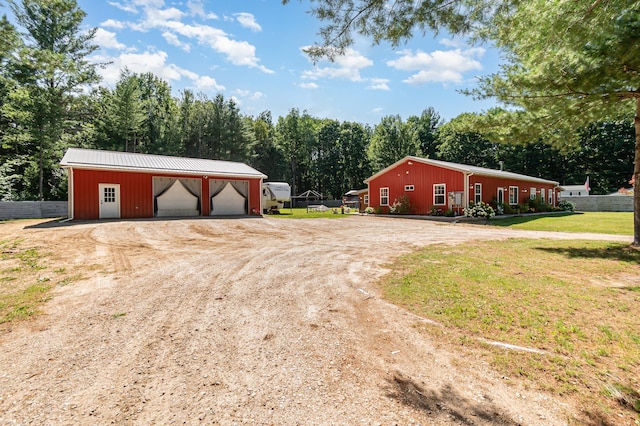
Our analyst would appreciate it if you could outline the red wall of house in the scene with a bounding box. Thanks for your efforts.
[368,160,464,214]
[367,159,560,214]
[470,176,558,207]
[71,168,262,220]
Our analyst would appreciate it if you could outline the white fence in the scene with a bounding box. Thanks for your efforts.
[0,201,68,220]
[562,195,633,212]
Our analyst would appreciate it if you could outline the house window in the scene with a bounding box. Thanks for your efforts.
[364,194,369,206]
[540,188,546,203]
[474,183,482,204]
[380,187,389,206]
[433,184,446,205]
[404,185,414,191]
[548,190,553,205]
[530,187,536,200]
[509,186,518,205]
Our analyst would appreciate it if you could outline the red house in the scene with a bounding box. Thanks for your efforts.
[60,148,267,220]
[364,156,560,214]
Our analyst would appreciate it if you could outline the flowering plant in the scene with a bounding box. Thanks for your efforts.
[364,206,375,214]
[463,201,495,219]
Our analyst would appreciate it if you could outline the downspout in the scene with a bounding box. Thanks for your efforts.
[67,167,74,220]
[259,178,264,216]
[464,173,474,208]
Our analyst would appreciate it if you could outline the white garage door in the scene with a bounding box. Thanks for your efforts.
[154,177,201,217]
[210,180,248,216]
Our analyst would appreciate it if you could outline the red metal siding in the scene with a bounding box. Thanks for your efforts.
[72,169,153,220]
[368,160,464,214]
[470,176,558,207]
[249,179,261,214]
[367,159,560,215]
[72,168,262,220]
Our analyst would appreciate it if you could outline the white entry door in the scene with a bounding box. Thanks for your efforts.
[99,183,121,219]
[497,187,505,205]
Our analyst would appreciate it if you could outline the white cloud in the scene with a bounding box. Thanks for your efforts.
[187,0,218,19]
[92,50,209,88]
[194,75,225,91]
[107,1,139,14]
[299,82,319,89]
[94,28,127,50]
[120,4,273,73]
[386,47,485,84]
[439,38,464,48]
[301,48,372,82]
[367,78,390,91]
[372,107,383,114]
[100,19,126,29]
[235,89,265,100]
[162,31,191,52]
[235,13,262,32]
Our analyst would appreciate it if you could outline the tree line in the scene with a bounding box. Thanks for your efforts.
[0,0,635,203]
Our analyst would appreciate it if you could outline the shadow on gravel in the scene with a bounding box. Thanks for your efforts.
[386,372,520,426]
[22,215,260,229]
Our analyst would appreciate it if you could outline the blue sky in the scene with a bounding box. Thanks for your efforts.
[10,0,503,125]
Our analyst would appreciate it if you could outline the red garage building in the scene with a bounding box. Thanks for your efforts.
[60,148,267,220]
[364,156,561,215]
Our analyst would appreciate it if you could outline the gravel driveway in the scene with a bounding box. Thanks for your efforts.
[0,216,631,424]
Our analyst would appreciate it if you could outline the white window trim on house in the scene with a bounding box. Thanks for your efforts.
[509,186,518,205]
[404,184,414,191]
[541,188,546,203]
[530,187,537,200]
[434,183,446,206]
[364,194,369,206]
[380,187,389,206]
[548,190,553,205]
[474,183,482,204]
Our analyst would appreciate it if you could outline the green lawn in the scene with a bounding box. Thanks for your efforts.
[380,238,640,422]
[265,207,358,219]
[489,212,633,235]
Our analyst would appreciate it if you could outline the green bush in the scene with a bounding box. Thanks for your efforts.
[558,200,576,212]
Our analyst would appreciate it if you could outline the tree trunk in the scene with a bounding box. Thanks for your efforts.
[634,96,640,246]
[38,137,44,201]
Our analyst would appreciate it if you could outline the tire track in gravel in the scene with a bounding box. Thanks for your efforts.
[2,216,627,425]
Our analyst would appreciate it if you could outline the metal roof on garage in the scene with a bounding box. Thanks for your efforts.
[60,148,267,179]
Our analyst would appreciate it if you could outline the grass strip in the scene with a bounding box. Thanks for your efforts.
[380,238,640,420]
[489,212,633,235]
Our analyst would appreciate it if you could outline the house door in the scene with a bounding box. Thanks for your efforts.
[99,183,121,219]
[497,187,505,205]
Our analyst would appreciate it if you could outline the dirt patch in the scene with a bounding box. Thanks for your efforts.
[0,217,632,424]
